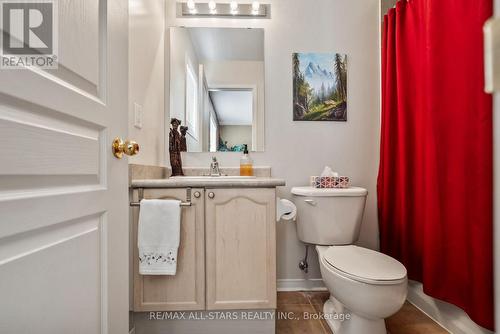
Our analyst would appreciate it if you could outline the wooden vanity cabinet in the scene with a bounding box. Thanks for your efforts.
[132,188,205,311]
[132,187,277,312]
[205,188,277,310]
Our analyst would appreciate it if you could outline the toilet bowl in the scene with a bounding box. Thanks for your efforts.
[317,245,407,334]
[291,186,408,334]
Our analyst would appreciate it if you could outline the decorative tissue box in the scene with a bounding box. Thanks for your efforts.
[310,176,350,189]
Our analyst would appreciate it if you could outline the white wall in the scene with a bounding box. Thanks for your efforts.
[204,60,265,151]
[165,0,381,282]
[220,125,252,149]
[129,0,165,166]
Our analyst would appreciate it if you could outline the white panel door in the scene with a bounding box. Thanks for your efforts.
[0,0,129,333]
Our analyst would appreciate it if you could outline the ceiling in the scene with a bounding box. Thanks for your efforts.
[188,27,264,62]
[209,90,253,125]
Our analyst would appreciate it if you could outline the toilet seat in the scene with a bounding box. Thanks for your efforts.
[322,245,407,285]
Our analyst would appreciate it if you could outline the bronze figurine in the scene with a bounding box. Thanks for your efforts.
[179,126,188,152]
[169,118,184,176]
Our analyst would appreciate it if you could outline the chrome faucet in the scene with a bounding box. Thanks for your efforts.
[209,156,222,176]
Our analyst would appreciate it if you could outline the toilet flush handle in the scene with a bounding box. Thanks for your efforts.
[304,199,317,206]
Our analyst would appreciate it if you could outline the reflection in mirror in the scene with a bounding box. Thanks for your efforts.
[169,27,265,152]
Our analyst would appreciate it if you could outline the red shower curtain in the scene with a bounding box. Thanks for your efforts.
[378,0,494,330]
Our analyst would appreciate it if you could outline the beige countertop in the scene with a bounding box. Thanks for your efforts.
[131,177,286,189]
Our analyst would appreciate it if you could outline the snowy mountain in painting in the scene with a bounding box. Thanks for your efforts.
[305,62,334,79]
[304,61,336,94]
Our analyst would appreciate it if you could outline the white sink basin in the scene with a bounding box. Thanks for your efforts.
[170,175,257,180]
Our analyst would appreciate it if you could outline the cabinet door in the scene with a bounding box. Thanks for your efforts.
[206,188,276,310]
[133,188,205,311]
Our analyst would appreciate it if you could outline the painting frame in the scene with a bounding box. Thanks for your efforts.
[293,52,348,122]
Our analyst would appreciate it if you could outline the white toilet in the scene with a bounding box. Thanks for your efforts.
[291,186,407,334]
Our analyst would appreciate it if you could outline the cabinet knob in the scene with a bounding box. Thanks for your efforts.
[208,192,215,199]
[194,191,201,198]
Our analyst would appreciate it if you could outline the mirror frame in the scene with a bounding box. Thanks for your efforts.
[167,26,265,154]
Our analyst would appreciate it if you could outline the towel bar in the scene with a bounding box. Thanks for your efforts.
[129,201,192,207]
[130,187,193,207]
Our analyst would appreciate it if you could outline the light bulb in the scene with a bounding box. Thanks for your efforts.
[208,0,216,12]
[251,1,260,11]
[187,0,197,13]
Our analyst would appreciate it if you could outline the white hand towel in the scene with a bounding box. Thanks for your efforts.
[138,199,181,275]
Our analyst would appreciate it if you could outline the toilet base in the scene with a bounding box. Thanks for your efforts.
[323,296,387,334]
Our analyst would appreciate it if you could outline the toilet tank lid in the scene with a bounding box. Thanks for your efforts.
[291,186,368,197]
[323,245,407,282]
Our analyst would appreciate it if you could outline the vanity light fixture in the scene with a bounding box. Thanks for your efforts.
[187,0,197,13]
[179,1,269,18]
[208,0,217,14]
[251,1,260,14]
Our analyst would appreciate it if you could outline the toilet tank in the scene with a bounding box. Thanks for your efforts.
[291,186,368,245]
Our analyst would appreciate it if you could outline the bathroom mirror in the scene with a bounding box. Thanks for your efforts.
[169,27,265,152]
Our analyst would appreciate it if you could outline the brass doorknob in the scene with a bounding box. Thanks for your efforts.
[112,137,139,159]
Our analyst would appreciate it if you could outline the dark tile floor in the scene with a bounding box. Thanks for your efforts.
[276,291,448,334]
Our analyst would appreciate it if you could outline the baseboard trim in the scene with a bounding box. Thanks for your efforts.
[277,278,327,291]
[407,280,493,334]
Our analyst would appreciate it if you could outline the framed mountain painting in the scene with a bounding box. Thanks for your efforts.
[293,52,347,121]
